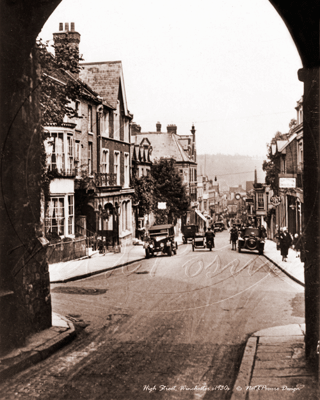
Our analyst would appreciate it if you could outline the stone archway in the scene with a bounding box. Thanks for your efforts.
[0,0,319,369]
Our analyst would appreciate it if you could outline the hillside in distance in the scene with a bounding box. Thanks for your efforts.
[197,154,266,188]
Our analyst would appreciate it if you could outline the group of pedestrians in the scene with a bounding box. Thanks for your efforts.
[276,226,302,261]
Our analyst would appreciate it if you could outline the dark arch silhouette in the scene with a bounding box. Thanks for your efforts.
[0,0,319,366]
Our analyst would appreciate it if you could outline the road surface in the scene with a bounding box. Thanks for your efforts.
[0,231,304,399]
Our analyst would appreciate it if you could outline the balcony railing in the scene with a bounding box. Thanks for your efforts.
[95,172,117,187]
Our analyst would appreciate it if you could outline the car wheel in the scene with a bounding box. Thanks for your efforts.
[168,245,172,256]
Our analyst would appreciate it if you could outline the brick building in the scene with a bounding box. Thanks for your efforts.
[131,122,197,202]
[44,23,134,252]
[79,60,134,247]
[267,97,304,237]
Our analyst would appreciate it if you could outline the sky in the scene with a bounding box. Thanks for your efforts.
[39,0,303,157]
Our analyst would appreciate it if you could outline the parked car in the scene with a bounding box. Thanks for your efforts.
[182,224,198,243]
[214,222,225,232]
[144,224,178,258]
[238,227,265,255]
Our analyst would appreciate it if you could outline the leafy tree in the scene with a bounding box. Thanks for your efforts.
[151,158,190,224]
[131,172,155,217]
[36,39,83,125]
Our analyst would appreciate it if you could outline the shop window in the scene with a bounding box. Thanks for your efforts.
[258,193,264,209]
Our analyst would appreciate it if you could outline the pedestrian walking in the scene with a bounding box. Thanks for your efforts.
[279,227,292,262]
[292,233,301,258]
[230,226,238,250]
[259,225,267,239]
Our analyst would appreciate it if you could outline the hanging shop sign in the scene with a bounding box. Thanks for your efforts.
[279,177,296,188]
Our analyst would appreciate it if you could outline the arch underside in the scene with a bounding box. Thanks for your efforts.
[0,0,319,74]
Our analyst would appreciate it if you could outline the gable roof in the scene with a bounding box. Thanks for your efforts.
[80,61,131,117]
[132,132,195,163]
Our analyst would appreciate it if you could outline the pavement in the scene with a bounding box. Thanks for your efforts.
[2,235,318,398]
[0,313,76,381]
[231,239,319,399]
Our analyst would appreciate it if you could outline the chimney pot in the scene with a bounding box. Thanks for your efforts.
[59,22,63,31]
[167,124,177,134]
[65,22,69,31]
[156,122,161,132]
[71,22,75,31]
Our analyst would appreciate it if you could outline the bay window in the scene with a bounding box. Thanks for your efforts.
[68,195,74,235]
[46,197,65,236]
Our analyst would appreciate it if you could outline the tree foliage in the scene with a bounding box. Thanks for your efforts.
[131,159,190,225]
[36,39,83,125]
[131,169,155,217]
[151,158,190,224]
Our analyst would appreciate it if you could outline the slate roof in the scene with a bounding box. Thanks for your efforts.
[132,132,195,163]
[80,61,131,116]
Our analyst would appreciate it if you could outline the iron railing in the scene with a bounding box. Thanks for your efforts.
[95,172,117,187]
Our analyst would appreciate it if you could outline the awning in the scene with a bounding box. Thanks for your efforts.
[195,209,207,223]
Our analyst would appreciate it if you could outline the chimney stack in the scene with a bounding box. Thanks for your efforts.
[156,122,161,132]
[167,124,177,134]
[53,22,81,73]
[130,122,141,135]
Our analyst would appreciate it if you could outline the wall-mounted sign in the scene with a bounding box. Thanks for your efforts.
[279,177,296,188]
[158,202,166,209]
[270,195,281,206]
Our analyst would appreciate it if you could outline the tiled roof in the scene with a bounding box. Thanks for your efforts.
[132,132,195,163]
[80,61,129,115]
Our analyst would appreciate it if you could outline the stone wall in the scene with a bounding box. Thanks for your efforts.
[0,47,52,354]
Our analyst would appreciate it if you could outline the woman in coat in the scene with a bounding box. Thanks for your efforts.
[279,227,292,261]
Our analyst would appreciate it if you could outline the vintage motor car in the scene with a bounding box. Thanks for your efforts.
[214,222,225,232]
[238,227,265,255]
[182,224,198,243]
[144,224,178,258]
[192,232,214,251]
